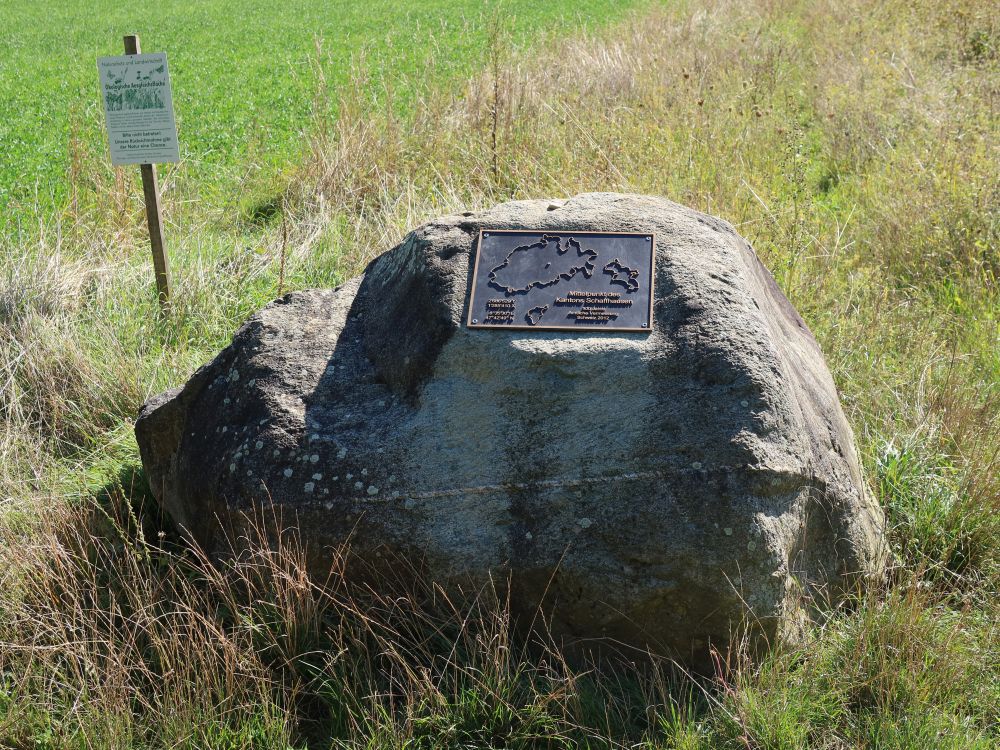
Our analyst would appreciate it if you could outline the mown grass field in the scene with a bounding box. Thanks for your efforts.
[0,0,643,229]
[1,0,998,747]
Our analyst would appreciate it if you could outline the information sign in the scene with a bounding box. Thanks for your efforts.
[97,52,179,165]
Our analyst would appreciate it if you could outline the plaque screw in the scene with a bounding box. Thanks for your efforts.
[483,233,490,238]
[472,318,478,323]
[642,323,648,328]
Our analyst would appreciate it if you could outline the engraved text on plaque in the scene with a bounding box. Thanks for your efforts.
[467,230,654,331]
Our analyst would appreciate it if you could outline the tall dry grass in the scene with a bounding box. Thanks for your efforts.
[2,495,673,748]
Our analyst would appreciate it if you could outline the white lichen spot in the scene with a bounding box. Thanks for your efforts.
[692,461,703,470]
[223,397,231,405]
[246,470,252,477]
[578,518,593,529]
[309,454,319,463]
[361,468,368,476]
[322,488,329,495]
[255,441,263,450]
[332,476,339,481]
[354,481,364,491]
[345,473,353,480]
[747,540,756,552]
[337,448,347,459]
[403,498,417,510]
[222,426,227,433]
[378,400,385,408]
[525,532,533,540]
[273,449,281,457]
[304,482,315,493]
[724,527,733,536]
[312,473,323,481]
[367,485,379,496]
[740,400,749,408]
[283,468,293,478]
[248,379,255,387]
[229,463,236,473]
[234,452,242,460]
[259,419,268,426]
[391,490,400,498]
[310,433,319,442]
[230,370,239,381]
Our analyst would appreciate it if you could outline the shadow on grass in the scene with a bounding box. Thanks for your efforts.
[86,460,186,556]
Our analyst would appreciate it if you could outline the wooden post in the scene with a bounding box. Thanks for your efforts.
[123,33,171,308]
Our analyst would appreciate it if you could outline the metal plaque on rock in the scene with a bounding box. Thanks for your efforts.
[467,230,655,331]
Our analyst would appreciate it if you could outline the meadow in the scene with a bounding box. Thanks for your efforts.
[0,0,997,747]
[0,0,642,230]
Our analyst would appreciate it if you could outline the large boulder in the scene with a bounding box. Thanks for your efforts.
[136,193,885,664]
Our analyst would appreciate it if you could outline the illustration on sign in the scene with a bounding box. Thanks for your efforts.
[467,230,655,331]
[97,52,179,165]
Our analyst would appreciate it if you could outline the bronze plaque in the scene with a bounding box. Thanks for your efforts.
[467,229,654,331]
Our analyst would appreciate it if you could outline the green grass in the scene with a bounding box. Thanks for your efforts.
[0,0,643,231]
[1,0,998,747]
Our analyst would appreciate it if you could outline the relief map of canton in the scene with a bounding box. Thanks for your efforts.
[467,231,654,331]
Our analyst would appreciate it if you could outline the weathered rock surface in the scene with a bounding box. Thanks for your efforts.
[136,193,885,664]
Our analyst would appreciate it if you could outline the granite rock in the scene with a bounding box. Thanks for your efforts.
[136,193,886,664]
